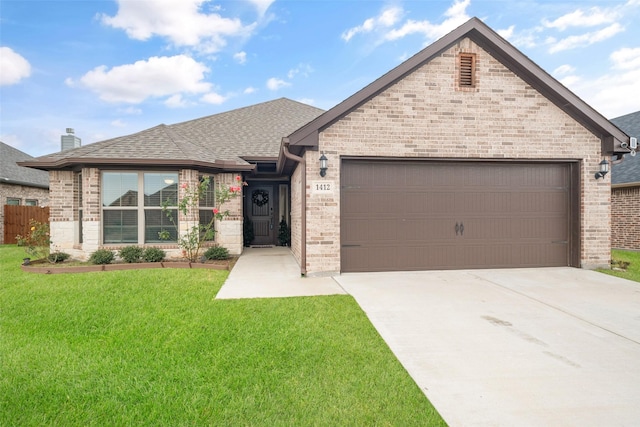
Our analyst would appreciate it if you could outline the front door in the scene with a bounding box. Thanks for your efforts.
[247,185,275,245]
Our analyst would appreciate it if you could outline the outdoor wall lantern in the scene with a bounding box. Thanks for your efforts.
[594,159,609,180]
[319,152,328,177]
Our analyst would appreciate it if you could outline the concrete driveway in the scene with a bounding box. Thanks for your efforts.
[334,267,640,427]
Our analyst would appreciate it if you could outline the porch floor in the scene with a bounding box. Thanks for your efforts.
[215,247,346,299]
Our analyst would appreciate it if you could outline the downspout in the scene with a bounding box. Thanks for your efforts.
[282,140,307,276]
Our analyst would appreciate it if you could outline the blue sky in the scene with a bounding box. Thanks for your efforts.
[1,0,639,157]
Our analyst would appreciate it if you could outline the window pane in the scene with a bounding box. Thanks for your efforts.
[103,210,138,243]
[199,177,216,207]
[145,209,177,243]
[25,199,38,206]
[7,198,20,205]
[103,173,138,207]
[145,173,178,207]
[199,209,215,241]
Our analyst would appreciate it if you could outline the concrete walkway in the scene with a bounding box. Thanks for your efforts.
[215,247,345,299]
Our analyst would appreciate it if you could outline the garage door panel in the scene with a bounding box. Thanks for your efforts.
[341,160,572,272]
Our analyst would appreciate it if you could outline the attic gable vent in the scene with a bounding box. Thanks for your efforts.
[459,53,476,87]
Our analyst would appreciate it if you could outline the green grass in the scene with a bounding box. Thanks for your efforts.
[0,245,445,426]
[600,249,640,282]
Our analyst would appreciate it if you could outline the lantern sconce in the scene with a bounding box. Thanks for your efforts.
[594,159,609,180]
[319,152,328,177]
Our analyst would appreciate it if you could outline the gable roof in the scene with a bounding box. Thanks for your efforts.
[611,111,640,186]
[0,142,49,188]
[20,98,324,172]
[282,17,630,158]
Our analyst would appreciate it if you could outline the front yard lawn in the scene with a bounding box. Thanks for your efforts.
[0,246,444,426]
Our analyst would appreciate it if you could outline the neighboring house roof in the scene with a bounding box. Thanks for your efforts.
[20,98,324,172]
[611,111,640,186]
[0,141,49,188]
[282,17,630,164]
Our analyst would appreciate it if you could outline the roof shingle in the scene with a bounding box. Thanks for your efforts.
[0,142,49,188]
[22,98,324,170]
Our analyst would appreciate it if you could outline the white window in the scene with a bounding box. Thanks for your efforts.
[102,172,179,244]
[7,198,21,205]
[25,199,38,206]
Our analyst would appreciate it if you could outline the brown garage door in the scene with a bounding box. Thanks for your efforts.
[341,160,578,272]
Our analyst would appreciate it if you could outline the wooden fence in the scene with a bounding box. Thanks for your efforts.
[3,205,50,244]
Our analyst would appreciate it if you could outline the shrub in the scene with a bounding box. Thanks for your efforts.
[203,246,230,260]
[277,217,291,246]
[48,252,70,263]
[143,247,165,263]
[15,220,51,260]
[89,249,115,265]
[119,246,143,263]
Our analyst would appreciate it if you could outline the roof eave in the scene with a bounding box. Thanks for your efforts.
[0,177,49,189]
[18,158,256,172]
[612,181,640,189]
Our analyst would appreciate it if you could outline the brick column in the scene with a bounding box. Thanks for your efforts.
[214,173,243,255]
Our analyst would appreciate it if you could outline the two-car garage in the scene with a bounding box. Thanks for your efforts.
[340,160,580,272]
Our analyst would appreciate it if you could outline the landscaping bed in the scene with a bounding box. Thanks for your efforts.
[21,258,236,274]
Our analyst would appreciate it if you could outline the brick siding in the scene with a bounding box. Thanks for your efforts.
[49,169,244,259]
[612,185,640,250]
[298,37,610,275]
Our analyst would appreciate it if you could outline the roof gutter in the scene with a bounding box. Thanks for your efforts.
[17,157,256,172]
[281,138,306,276]
[0,177,49,189]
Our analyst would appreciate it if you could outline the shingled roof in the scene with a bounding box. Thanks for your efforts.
[611,111,640,186]
[21,98,324,172]
[0,142,49,188]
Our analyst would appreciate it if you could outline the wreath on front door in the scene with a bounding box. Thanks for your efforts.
[251,189,269,207]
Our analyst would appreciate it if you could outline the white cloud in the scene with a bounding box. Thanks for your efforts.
[341,6,402,42]
[563,46,640,118]
[553,64,576,75]
[297,98,315,106]
[266,77,290,91]
[101,0,257,53]
[559,75,582,87]
[543,7,619,31]
[0,47,31,86]
[384,0,471,42]
[247,0,275,16]
[200,92,227,104]
[243,86,257,94]
[610,47,640,70]
[497,25,515,40]
[548,23,624,54]
[234,51,247,64]
[165,94,188,108]
[71,55,211,103]
[287,63,313,79]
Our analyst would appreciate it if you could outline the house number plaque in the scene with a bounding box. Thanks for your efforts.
[311,181,334,194]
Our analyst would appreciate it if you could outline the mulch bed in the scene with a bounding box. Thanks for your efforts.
[21,258,237,274]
